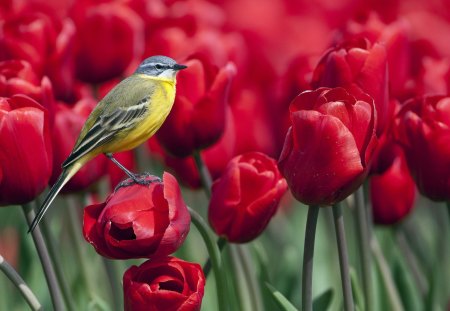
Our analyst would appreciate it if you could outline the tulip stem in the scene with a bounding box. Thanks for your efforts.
[39,217,76,311]
[332,203,354,311]
[302,205,320,311]
[354,187,373,311]
[0,253,42,310]
[22,203,65,311]
[203,237,227,277]
[193,150,213,196]
[189,207,227,311]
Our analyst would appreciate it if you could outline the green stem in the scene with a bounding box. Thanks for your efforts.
[302,205,320,311]
[371,237,404,311]
[102,258,122,311]
[236,245,264,311]
[354,187,373,311]
[203,237,227,277]
[22,204,65,311]
[66,197,96,300]
[39,215,76,311]
[332,203,354,311]
[189,207,227,311]
[0,253,42,310]
[192,150,213,197]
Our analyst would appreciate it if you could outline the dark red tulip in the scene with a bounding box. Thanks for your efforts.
[50,98,107,192]
[72,1,145,83]
[370,136,415,225]
[0,95,52,206]
[83,172,190,259]
[208,152,287,243]
[157,56,236,157]
[278,87,377,206]
[312,38,390,135]
[395,95,450,201]
[123,256,205,311]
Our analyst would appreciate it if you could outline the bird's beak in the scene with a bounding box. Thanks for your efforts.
[173,64,188,71]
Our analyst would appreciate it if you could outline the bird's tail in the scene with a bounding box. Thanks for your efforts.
[28,163,82,233]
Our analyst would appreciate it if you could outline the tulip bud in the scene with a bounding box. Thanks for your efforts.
[0,95,52,205]
[394,95,450,201]
[208,152,287,243]
[278,87,377,206]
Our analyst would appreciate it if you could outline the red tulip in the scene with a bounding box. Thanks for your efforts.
[370,136,415,225]
[208,152,287,243]
[157,56,236,157]
[123,256,205,311]
[0,95,52,206]
[0,60,56,125]
[50,98,107,192]
[312,38,390,135]
[72,1,145,83]
[278,87,377,206]
[395,95,450,201]
[0,9,76,101]
[83,172,190,259]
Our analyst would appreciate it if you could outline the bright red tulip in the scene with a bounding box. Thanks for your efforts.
[83,172,190,259]
[278,87,377,206]
[395,95,450,201]
[0,95,52,205]
[50,98,107,192]
[157,56,236,157]
[208,152,287,243]
[312,38,390,135]
[123,256,205,311]
[370,136,415,225]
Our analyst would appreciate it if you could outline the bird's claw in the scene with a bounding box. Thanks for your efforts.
[114,173,161,192]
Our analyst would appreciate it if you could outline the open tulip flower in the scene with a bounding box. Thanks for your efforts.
[83,172,190,259]
[278,87,377,206]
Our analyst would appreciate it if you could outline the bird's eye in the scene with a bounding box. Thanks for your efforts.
[155,64,163,70]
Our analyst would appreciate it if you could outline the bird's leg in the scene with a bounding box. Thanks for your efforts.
[105,153,160,189]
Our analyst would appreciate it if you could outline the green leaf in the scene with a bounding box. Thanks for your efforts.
[312,288,334,311]
[392,256,422,311]
[87,296,110,311]
[265,282,299,311]
[350,267,365,311]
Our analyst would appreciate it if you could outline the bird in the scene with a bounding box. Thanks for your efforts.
[28,55,187,233]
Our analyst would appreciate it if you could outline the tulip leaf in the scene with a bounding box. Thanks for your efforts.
[87,296,110,311]
[392,255,422,311]
[312,288,334,311]
[350,267,365,311]
[265,282,299,311]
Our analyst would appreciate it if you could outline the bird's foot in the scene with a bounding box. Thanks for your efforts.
[114,173,161,192]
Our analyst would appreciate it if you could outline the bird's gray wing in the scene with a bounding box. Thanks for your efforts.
[62,95,150,168]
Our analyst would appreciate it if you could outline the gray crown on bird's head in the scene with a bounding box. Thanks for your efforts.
[135,55,187,77]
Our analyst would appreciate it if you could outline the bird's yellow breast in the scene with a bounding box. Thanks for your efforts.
[103,76,176,152]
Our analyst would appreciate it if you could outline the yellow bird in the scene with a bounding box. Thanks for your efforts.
[29,55,187,232]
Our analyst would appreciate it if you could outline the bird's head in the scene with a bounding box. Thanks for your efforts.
[135,55,187,80]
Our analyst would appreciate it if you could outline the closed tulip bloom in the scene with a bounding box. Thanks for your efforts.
[278,87,377,206]
[312,38,390,135]
[83,172,190,259]
[370,138,415,225]
[123,257,205,311]
[157,56,236,157]
[208,152,287,243]
[50,98,107,192]
[395,95,450,201]
[0,95,52,205]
